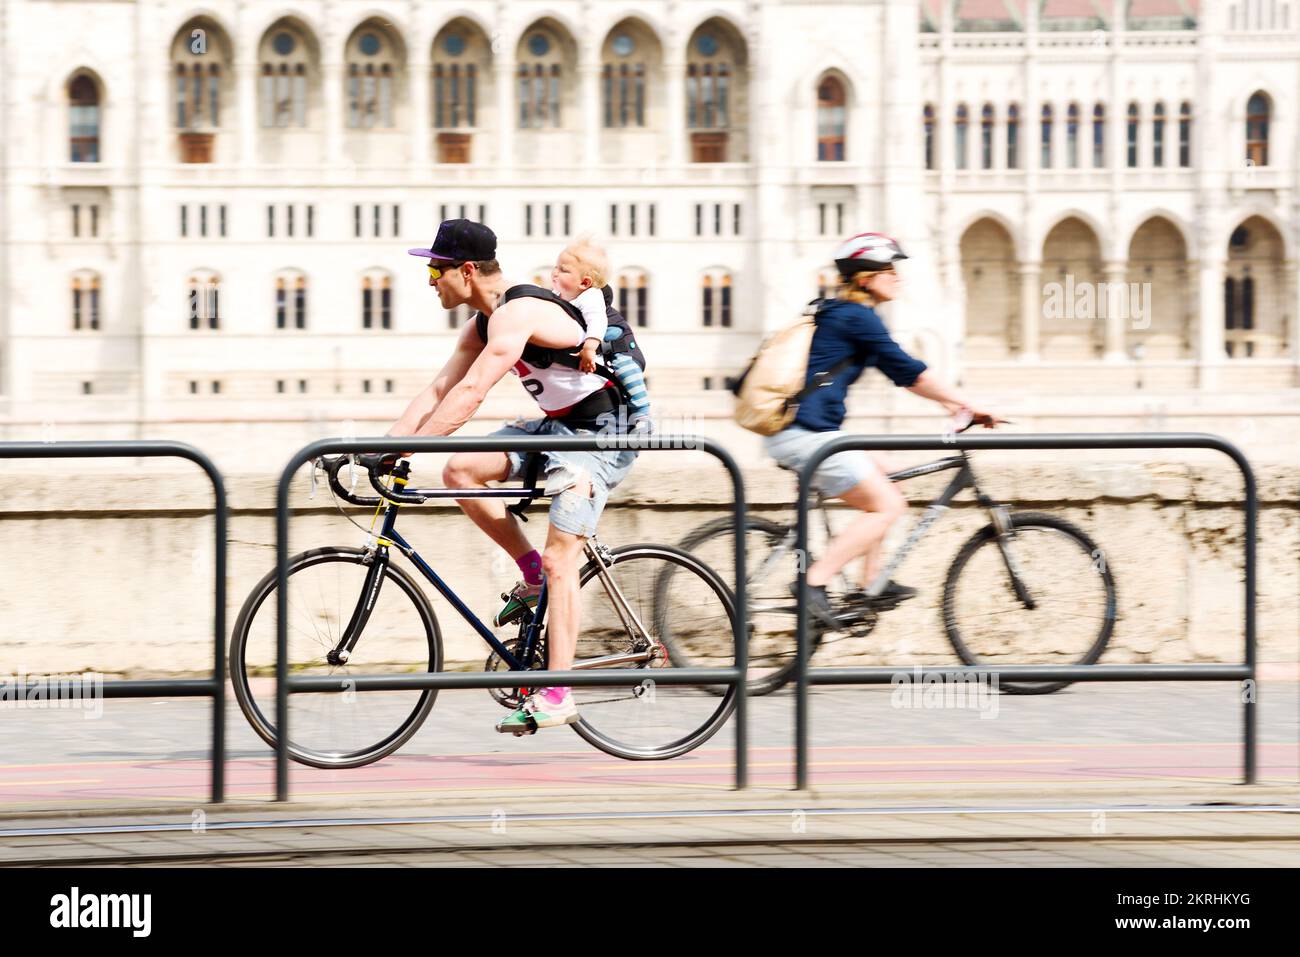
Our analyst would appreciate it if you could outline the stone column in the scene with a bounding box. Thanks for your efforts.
[324,58,343,163]
[1103,259,1128,360]
[494,51,515,168]
[237,58,257,164]
[1195,256,1226,389]
[1018,261,1042,360]
[580,39,600,166]
[409,53,429,166]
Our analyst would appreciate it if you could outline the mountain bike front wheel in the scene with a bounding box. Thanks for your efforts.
[942,512,1117,694]
[230,547,443,769]
[566,543,738,760]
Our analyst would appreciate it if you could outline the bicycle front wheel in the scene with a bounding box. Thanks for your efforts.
[230,547,443,768]
[942,513,1116,694]
[567,544,738,760]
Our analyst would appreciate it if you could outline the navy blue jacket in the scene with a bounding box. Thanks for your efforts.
[792,299,928,433]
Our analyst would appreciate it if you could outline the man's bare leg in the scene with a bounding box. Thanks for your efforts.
[540,511,589,672]
[442,452,534,559]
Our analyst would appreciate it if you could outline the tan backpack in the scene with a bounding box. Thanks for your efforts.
[730,300,852,436]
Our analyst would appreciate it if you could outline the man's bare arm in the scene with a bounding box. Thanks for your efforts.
[410,300,534,437]
[387,320,485,438]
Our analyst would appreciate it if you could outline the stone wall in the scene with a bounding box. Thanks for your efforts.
[1,452,1293,677]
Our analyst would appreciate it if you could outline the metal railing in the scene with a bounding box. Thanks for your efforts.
[272,435,748,800]
[0,440,228,803]
[793,432,1258,789]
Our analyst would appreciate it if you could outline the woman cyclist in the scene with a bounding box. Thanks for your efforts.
[765,232,1004,623]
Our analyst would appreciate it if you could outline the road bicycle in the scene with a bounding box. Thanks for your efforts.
[229,454,738,768]
[661,427,1117,696]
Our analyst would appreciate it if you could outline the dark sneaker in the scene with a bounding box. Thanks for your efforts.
[848,580,919,609]
[493,581,542,628]
[789,580,839,628]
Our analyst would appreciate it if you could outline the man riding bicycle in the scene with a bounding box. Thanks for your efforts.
[385,219,637,732]
[766,232,1004,624]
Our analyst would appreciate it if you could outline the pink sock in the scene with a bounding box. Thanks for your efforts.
[541,686,570,703]
[516,550,543,586]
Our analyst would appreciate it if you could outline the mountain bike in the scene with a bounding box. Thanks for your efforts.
[661,429,1117,696]
[230,454,738,768]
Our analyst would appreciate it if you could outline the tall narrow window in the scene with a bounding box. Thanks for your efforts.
[68,75,101,162]
[955,104,969,170]
[981,103,994,169]
[1040,104,1053,169]
[1153,102,1166,167]
[923,104,935,169]
[1178,101,1192,167]
[1127,103,1139,167]
[1066,103,1079,168]
[701,275,713,327]
[362,276,373,329]
[304,205,311,237]
[200,205,208,237]
[1092,103,1105,167]
[89,275,100,330]
[1007,104,1019,169]
[72,276,83,329]
[1246,93,1270,166]
[261,29,310,128]
[380,276,391,329]
[817,76,846,161]
[275,276,287,329]
[294,276,306,329]
[72,204,81,238]
[90,204,99,237]
[219,204,226,237]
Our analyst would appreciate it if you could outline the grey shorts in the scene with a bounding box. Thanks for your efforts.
[763,426,877,498]
[494,416,637,537]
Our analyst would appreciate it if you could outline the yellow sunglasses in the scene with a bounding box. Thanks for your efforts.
[427,262,465,280]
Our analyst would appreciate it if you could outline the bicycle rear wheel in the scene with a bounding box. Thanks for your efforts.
[668,516,804,695]
[567,543,737,760]
[230,547,443,768]
[942,513,1116,694]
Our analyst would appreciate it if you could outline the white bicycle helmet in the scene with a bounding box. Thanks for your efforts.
[833,232,908,278]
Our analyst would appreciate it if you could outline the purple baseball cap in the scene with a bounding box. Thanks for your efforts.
[407,218,497,262]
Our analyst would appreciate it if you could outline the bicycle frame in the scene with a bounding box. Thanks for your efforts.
[755,452,1010,607]
[329,467,655,676]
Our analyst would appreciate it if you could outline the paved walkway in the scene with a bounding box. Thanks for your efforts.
[3,782,1297,867]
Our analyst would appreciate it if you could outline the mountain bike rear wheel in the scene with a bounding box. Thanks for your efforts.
[567,543,738,760]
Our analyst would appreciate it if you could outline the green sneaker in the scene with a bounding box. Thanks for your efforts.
[493,581,542,628]
[494,689,579,735]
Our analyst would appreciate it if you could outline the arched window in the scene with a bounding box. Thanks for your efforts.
[68,75,101,162]
[1092,103,1105,167]
[1126,102,1139,167]
[817,76,846,161]
[981,103,995,169]
[603,29,648,128]
[260,24,311,127]
[701,269,732,327]
[1246,92,1270,166]
[175,63,221,129]
[275,271,307,329]
[1006,103,1019,169]
[187,271,221,330]
[954,104,968,170]
[923,104,935,169]
[685,21,746,162]
[1066,103,1080,168]
[518,26,566,128]
[434,23,490,131]
[617,270,649,327]
[1153,102,1166,167]
[71,271,101,330]
[1040,104,1053,168]
[1179,101,1192,167]
[347,27,399,129]
[361,270,392,329]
